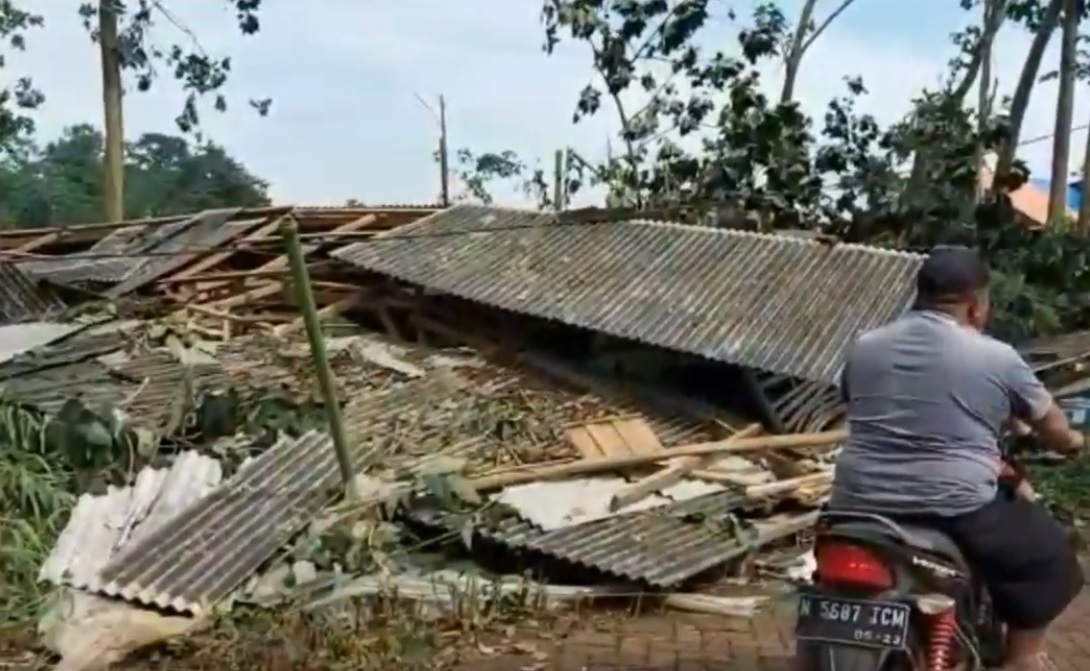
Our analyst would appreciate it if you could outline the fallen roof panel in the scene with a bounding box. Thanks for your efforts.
[39,451,223,587]
[408,490,805,587]
[0,262,67,324]
[333,205,925,383]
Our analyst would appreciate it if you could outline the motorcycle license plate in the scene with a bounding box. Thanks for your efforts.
[795,595,910,650]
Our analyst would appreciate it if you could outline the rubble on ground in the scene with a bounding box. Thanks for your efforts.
[2,203,1088,670]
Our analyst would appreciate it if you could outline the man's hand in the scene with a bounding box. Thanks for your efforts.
[1067,429,1086,452]
[1015,479,1038,503]
[1009,418,1033,437]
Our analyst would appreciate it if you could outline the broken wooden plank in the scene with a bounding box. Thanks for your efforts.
[607,423,761,512]
[471,428,846,490]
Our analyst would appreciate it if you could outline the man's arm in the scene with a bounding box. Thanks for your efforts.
[1000,346,1083,453]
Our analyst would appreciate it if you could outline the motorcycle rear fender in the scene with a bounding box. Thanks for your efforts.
[796,641,895,671]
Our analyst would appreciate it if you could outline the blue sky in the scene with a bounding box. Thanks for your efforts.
[8,1,1085,207]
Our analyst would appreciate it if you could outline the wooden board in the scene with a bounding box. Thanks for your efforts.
[566,417,665,459]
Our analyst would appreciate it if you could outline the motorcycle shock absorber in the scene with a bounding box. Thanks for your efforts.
[917,594,959,671]
[927,609,958,671]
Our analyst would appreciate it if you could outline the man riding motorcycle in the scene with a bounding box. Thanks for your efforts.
[830,245,1085,671]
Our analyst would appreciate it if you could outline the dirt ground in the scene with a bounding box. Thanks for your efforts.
[4,589,1090,671]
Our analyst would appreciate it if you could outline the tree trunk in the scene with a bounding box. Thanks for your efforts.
[993,0,1064,191]
[951,0,1009,103]
[904,0,1008,210]
[1046,0,1079,226]
[780,0,861,105]
[1077,122,1090,230]
[972,16,995,209]
[780,0,819,105]
[98,1,125,223]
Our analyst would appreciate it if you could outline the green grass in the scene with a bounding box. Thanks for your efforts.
[0,404,74,622]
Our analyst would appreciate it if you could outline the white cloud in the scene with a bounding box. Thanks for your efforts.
[5,0,1088,208]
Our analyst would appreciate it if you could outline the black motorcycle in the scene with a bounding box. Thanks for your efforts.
[793,506,1006,671]
[791,454,1046,671]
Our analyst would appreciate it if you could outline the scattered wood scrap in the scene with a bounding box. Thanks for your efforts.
[607,423,762,511]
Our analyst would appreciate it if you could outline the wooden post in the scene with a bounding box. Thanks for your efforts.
[280,218,360,500]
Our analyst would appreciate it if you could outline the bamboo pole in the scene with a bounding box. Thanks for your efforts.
[469,429,846,491]
[281,218,360,501]
[608,423,762,511]
[744,471,833,500]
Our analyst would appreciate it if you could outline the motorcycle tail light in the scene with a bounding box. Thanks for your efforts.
[816,541,894,589]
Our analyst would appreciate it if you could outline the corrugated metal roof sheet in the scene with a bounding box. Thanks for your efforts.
[0,337,229,430]
[332,205,926,383]
[17,208,248,293]
[0,322,80,364]
[89,426,385,615]
[408,490,809,587]
[104,208,245,297]
[493,477,726,531]
[16,216,194,285]
[3,360,133,414]
[0,262,67,324]
[39,451,223,587]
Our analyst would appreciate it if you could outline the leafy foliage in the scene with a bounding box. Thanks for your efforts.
[434,0,1088,343]
[0,2,43,152]
[0,123,270,226]
[77,0,270,135]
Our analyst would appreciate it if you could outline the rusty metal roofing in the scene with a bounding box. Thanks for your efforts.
[88,422,387,614]
[40,451,223,587]
[0,262,67,324]
[408,490,811,586]
[332,205,926,383]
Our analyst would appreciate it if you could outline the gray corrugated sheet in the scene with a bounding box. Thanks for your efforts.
[106,350,230,426]
[39,451,223,586]
[17,216,195,285]
[409,490,786,586]
[0,340,229,429]
[17,208,247,292]
[0,322,80,364]
[333,205,926,383]
[0,262,66,324]
[493,477,726,531]
[88,423,387,614]
[105,208,246,297]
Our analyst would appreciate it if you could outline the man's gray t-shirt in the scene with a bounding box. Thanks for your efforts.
[830,310,1053,516]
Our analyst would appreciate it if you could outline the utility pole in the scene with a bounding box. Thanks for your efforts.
[439,95,450,206]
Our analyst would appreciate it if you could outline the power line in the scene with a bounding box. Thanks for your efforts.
[1019,123,1090,147]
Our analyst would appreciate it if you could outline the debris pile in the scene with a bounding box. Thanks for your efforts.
[17,202,1073,670]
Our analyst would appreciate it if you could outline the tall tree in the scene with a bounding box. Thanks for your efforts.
[780,0,863,105]
[1076,32,1090,229]
[993,0,1064,192]
[98,1,124,222]
[1046,0,1080,225]
[79,0,272,221]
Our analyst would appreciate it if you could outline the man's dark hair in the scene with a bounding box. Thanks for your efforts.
[914,245,991,309]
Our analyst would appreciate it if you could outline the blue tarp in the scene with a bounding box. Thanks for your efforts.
[1027,177,1083,211]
